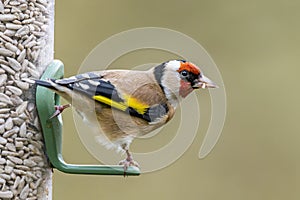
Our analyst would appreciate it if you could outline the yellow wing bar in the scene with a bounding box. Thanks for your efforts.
[93,95,149,115]
[93,95,127,111]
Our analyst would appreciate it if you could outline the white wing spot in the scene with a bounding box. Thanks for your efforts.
[88,80,100,86]
[78,82,90,90]
[81,73,91,78]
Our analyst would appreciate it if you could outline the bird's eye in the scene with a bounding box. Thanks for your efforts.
[180,70,188,77]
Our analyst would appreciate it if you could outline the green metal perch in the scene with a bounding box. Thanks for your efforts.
[36,60,140,176]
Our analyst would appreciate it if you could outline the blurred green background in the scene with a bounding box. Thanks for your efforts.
[54,1,300,199]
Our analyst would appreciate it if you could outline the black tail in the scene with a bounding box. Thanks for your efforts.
[35,79,56,90]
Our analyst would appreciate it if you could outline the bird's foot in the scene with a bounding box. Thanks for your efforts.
[119,158,140,171]
[49,104,71,119]
[119,151,140,176]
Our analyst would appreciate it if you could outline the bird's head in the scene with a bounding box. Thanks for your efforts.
[153,60,218,107]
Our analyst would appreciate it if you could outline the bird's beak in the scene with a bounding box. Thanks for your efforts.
[193,75,218,89]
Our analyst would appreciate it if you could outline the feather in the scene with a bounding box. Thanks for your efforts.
[38,71,169,123]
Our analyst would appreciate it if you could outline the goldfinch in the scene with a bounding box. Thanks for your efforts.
[34,60,217,170]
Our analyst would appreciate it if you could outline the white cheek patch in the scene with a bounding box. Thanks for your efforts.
[161,73,181,108]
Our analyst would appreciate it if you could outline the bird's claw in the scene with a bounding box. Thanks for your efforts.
[119,155,140,176]
[119,159,140,170]
[49,104,71,119]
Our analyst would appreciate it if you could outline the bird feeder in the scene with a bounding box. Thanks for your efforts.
[36,60,140,176]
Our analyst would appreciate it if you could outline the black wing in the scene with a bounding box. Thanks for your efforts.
[45,72,169,123]
[54,72,123,102]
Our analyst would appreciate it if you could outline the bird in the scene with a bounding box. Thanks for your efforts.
[33,60,218,171]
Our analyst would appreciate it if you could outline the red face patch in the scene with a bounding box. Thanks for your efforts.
[178,62,201,75]
[179,80,194,98]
